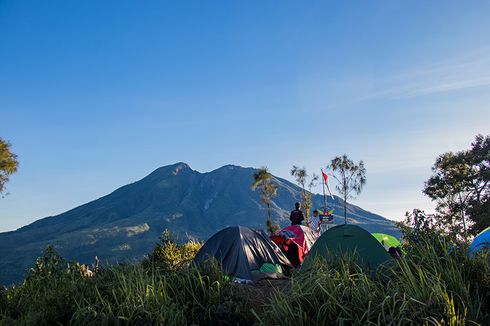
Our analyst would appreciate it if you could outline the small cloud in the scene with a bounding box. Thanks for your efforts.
[367,48,490,99]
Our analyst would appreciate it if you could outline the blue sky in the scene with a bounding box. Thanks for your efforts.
[1,1,489,232]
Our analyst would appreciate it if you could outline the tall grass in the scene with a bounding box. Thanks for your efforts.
[71,262,228,325]
[1,231,488,325]
[258,233,489,326]
[0,246,250,325]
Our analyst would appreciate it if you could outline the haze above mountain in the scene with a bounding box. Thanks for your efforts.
[0,162,398,285]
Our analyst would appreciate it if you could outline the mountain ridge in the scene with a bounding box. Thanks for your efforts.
[0,162,398,285]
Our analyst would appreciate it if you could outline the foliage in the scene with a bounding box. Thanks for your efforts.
[290,166,318,226]
[0,246,95,325]
[142,229,202,271]
[0,245,253,325]
[0,138,18,195]
[252,167,280,234]
[398,209,461,244]
[327,154,366,224]
[423,134,489,237]
[1,229,489,325]
[259,231,489,326]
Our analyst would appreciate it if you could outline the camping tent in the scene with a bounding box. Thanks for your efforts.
[271,225,318,267]
[302,224,392,269]
[372,233,402,249]
[470,226,490,255]
[194,226,292,282]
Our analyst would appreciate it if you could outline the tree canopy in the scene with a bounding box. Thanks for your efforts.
[0,138,18,195]
[327,155,366,224]
[423,134,489,236]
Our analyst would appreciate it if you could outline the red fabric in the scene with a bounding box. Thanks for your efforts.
[322,171,329,183]
[322,170,334,198]
[271,225,312,266]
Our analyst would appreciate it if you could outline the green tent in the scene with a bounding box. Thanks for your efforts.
[302,224,392,269]
[372,233,401,249]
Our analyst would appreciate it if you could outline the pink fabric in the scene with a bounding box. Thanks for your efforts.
[276,225,310,255]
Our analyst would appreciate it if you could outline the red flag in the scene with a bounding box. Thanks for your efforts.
[322,171,334,199]
[322,171,329,183]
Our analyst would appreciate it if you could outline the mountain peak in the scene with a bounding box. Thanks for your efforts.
[147,162,192,178]
[0,162,398,285]
[171,162,191,175]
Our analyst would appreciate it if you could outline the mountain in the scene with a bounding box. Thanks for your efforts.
[0,163,399,285]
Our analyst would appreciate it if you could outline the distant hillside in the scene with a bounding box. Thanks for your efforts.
[0,163,398,285]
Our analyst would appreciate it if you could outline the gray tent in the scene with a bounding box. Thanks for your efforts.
[194,226,292,281]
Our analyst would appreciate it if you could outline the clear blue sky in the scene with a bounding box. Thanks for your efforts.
[1,1,489,232]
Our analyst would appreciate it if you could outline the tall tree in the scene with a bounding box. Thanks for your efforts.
[252,167,279,234]
[423,134,489,236]
[0,138,18,195]
[290,166,318,226]
[327,155,366,224]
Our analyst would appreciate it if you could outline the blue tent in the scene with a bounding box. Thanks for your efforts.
[469,226,490,255]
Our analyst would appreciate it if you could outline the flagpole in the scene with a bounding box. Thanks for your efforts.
[321,169,329,231]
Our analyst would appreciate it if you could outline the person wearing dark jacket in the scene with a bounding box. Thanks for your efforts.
[290,202,304,225]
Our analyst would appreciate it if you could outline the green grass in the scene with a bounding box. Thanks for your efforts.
[258,232,489,326]
[1,231,488,325]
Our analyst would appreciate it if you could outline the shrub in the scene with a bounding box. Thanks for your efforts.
[0,246,95,325]
[142,229,202,271]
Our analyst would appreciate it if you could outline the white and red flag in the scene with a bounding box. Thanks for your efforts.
[322,170,334,199]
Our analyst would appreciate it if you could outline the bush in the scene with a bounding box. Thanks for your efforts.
[0,246,95,325]
[142,229,202,271]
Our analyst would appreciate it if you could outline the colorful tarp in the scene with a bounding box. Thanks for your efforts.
[271,225,318,267]
[372,233,401,249]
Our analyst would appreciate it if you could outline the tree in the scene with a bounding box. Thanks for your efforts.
[0,138,18,195]
[252,167,279,234]
[423,134,489,236]
[290,166,318,226]
[327,155,366,224]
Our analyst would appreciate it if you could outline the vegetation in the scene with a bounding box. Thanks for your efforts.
[260,233,489,325]
[1,226,488,325]
[0,138,18,195]
[423,134,489,237]
[142,229,202,270]
[327,155,366,224]
[290,166,318,226]
[1,136,488,325]
[252,167,280,234]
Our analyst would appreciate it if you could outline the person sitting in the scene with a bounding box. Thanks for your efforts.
[290,202,304,225]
